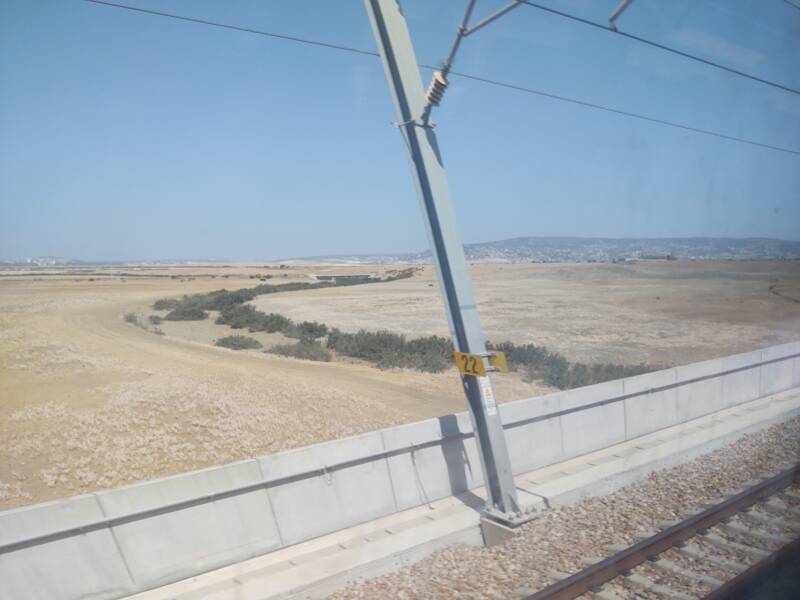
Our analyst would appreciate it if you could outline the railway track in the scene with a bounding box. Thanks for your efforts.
[524,463,800,600]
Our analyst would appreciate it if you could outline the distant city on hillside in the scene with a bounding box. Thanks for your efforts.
[2,237,800,268]
[297,237,800,264]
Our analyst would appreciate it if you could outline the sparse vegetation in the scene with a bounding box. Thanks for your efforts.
[215,305,328,343]
[215,304,291,332]
[164,305,208,321]
[553,361,654,389]
[267,340,332,362]
[487,341,656,389]
[326,329,453,373]
[285,320,328,341]
[397,336,454,372]
[214,335,263,350]
[123,312,165,337]
[151,267,419,315]
[323,329,657,386]
[150,266,655,388]
[327,329,406,362]
[9,261,798,512]
[152,298,180,311]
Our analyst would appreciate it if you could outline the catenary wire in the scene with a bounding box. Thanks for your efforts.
[83,0,800,155]
[83,0,382,58]
[446,69,800,155]
[521,0,800,97]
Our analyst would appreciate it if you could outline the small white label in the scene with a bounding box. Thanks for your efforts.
[480,376,497,416]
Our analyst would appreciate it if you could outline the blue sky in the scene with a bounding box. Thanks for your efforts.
[1,0,798,261]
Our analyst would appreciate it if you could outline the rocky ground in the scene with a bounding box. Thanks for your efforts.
[329,416,800,599]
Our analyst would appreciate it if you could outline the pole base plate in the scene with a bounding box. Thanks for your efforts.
[480,506,540,546]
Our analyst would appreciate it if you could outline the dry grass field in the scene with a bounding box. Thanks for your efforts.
[254,261,800,366]
[1,260,798,509]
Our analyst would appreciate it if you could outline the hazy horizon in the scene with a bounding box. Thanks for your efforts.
[4,233,800,264]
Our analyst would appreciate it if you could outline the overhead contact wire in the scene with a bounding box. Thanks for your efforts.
[82,0,800,156]
[521,0,800,97]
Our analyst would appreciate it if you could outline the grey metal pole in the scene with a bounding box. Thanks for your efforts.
[364,0,522,522]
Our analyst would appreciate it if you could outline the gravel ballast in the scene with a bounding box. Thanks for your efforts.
[329,416,800,599]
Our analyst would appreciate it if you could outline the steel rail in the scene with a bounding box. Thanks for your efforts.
[703,536,800,599]
[524,463,800,600]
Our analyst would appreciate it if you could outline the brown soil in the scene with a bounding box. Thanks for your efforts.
[1,260,798,510]
[0,265,547,509]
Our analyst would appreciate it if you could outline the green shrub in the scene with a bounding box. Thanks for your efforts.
[201,289,258,311]
[327,329,452,372]
[164,305,208,321]
[327,329,406,362]
[285,320,328,341]
[215,335,263,350]
[268,340,331,362]
[216,305,292,333]
[252,312,293,333]
[526,353,569,387]
[567,362,591,388]
[148,315,163,325]
[151,277,658,386]
[152,298,180,311]
[523,354,656,390]
[215,304,257,329]
[123,312,139,325]
[390,335,452,372]
[488,341,549,371]
[151,273,398,320]
[485,340,658,390]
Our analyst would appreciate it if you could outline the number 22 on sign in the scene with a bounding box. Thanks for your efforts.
[454,351,508,377]
[454,351,486,377]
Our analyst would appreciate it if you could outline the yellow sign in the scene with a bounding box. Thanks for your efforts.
[489,351,508,373]
[454,351,509,376]
[454,352,486,376]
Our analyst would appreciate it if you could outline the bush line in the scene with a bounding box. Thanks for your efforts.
[215,335,263,350]
[267,340,332,362]
[154,268,419,322]
[149,268,658,389]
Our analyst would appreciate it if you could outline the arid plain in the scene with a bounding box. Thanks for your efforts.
[1,260,798,509]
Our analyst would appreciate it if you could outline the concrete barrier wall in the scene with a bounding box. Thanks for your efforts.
[95,459,282,590]
[0,494,135,600]
[259,430,397,546]
[1,342,798,600]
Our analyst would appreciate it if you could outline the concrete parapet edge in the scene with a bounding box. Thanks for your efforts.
[128,388,800,600]
[1,342,798,599]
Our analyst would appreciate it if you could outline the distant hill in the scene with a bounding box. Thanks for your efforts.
[296,237,800,264]
[4,237,799,268]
